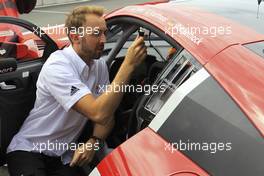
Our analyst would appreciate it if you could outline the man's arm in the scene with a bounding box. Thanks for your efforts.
[73,37,147,125]
[92,118,115,140]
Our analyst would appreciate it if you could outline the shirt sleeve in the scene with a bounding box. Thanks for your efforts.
[97,60,110,95]
[41,60,91,112]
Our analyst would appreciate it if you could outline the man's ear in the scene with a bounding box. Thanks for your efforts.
[70,33,80,44]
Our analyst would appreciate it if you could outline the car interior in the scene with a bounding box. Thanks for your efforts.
[102,20,201,148]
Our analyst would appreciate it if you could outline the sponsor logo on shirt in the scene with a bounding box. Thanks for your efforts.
[70,86,80,96]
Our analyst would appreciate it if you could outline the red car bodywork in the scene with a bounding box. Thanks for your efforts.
[0,0,19,17]
[98,128,210,176]
[104,3,264,136]
[95,2,264,176]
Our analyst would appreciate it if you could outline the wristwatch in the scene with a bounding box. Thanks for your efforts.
[90,136,104,149]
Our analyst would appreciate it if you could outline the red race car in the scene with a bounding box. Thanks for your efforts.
[0,0,264,176]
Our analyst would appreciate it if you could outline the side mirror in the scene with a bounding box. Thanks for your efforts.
[0,57,17,74]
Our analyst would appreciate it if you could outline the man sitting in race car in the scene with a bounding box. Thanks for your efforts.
[6,5,147,176]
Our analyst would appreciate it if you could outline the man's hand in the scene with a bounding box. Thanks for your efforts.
[70,138,97,167]
[123,36,147,68]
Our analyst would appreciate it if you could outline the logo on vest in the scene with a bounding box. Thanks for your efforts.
[70,86,80,96]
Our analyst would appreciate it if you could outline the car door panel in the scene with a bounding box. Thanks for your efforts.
[0,60,43,166]
[0,16,58,166]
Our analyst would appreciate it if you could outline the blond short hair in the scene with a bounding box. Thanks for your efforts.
[65,6,105,41]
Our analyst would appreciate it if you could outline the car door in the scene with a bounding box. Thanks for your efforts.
[0,16,58,166]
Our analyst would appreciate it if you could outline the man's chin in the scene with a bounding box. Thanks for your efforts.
[93,51,103,59]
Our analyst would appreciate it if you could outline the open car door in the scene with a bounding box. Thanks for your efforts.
[0,16,58,166]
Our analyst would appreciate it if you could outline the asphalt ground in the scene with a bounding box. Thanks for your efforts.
[20,0,154,27]
[0,0,156,175]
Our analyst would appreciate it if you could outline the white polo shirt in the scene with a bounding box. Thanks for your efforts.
[7,45,109,164]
